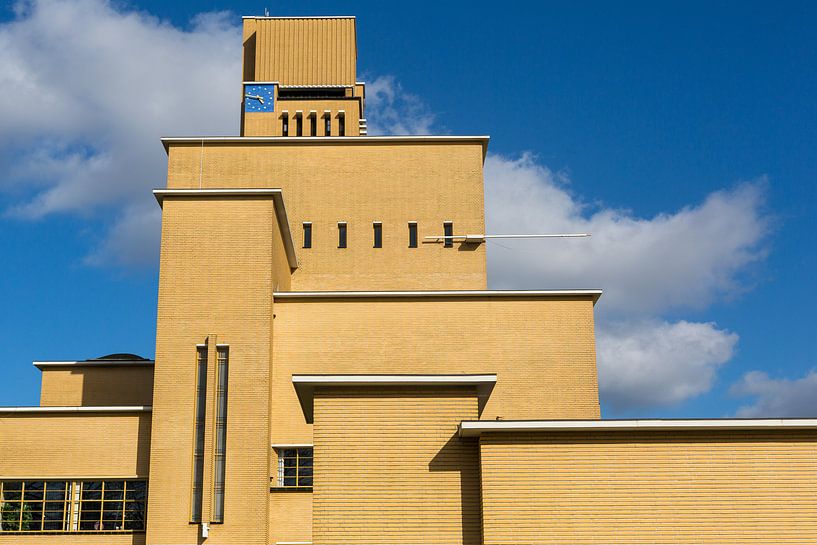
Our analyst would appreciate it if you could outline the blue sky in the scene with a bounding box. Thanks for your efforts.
[1,0,815,417]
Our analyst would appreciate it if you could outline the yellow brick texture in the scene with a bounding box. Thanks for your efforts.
[165,140,488,291]
[0,412,150,477]
[243,99,361,137]
[270,296,600,444]
[479,430,817,545]
[39,366,153,407]
[269,491,312,545]
[148,197,286,545]
[312,386,481,545]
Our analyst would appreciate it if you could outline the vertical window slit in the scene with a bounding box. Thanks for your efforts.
[191,345,207,522]
[373,222,382,248]
[443,222,454,248]
[408,222,418,248]
[282,113,289,136]
[338,223,347,248]
[338,113,345,136]
[212,347,229,523]
[302,222,312,249]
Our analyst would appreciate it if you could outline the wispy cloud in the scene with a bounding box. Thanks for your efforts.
[731,370,817,417]
[364,75,437,136]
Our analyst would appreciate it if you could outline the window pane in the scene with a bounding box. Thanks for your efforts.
[408,223,418,248]
[444,222,454,248]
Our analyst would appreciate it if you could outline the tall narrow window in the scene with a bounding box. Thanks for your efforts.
[212,347,229,523]
[443,222,454,248]
[302,222,312,249]
[282,113,289,136]
[310,115,317,137]
[338,113,345,136]
[408,222,418,248]
[324,115,331,136]
[338,222,347,248]
[296,114,303,137]
[191,346,207,522]
[373,222,382,248]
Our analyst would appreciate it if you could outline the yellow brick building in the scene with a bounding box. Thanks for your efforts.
[1,14,816,545]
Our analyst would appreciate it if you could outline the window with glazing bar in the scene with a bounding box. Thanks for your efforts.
[275,448,313,488]
[212,346,229,523]
[0,480,146,533]
[190,345,207,522]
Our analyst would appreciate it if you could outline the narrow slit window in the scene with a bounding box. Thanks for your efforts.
[338,113,345,136]
[310,115,317,137]
[443,222,454,248]
[373,222,382,248]
[296,115,303,137]
[212,347,229,523]
[302,223,312,249]
[408,222,418,248]
[324,115,331,136]
[190,346,207,522]
[338,223,347,248]
[282,113,289,136]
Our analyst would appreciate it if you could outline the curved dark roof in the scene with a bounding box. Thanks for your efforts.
[90,353,150,361]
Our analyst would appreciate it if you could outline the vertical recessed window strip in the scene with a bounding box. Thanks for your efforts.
[444,222,454,248]
[191,345,207,522]
[325,115,331,136]
[408,222,418,248]
[373,222,382,248]
[296,115,303,137]
[212,347,229,523]
[310,115,317,136]
[338,223,347,248]
[338,113,345,136]
[282,113,289,136]
[303,223,312,249]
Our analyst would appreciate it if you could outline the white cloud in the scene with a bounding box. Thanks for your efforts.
[485,153,770,315]
[365,75,436,136]
[598,320,738,413]
[731,370,817,417]
[0,0,241,265]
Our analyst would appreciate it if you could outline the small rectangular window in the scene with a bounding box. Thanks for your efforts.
[302,223,312,248]
[310,115,317,136]
[373,222,382,248]
[338,223,347,248]
[444,222,454,248]
[325,115,331,136]
[275,448,313,488]
[338,113,345,136]
[408,222,418,248]
[296,115,303,137]
[282,113,289,136]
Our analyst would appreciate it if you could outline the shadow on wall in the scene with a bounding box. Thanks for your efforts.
[429,433,482,545]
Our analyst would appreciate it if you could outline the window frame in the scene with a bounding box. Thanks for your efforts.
[337,222,347,248]
[272,447,313,490]
[302,222,312,249]
[373,221,383,248]
[408,221,418,248]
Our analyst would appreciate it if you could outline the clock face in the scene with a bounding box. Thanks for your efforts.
[243,84,275,113]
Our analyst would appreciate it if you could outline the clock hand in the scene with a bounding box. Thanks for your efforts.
[244,94,264,105]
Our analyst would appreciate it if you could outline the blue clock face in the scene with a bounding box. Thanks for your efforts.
[244,84,275,113]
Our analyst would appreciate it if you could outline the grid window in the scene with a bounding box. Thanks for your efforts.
[303,223,312,248]
[408,222,418,248]
[276,448,313,488]
[444,221,454,248]
[0,480,146,533]
[373,222,382,248]
[338,223,347,248]
[191,345,207,522]
[212,347,229,523]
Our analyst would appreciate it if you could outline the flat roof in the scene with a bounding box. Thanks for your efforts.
[274,289,602,304]
[34,360,155,370]
[459,418,817,437]
[0,406,152,414]
[153,188,297,269]
[160,135,491,159]
[293,374,497,423]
